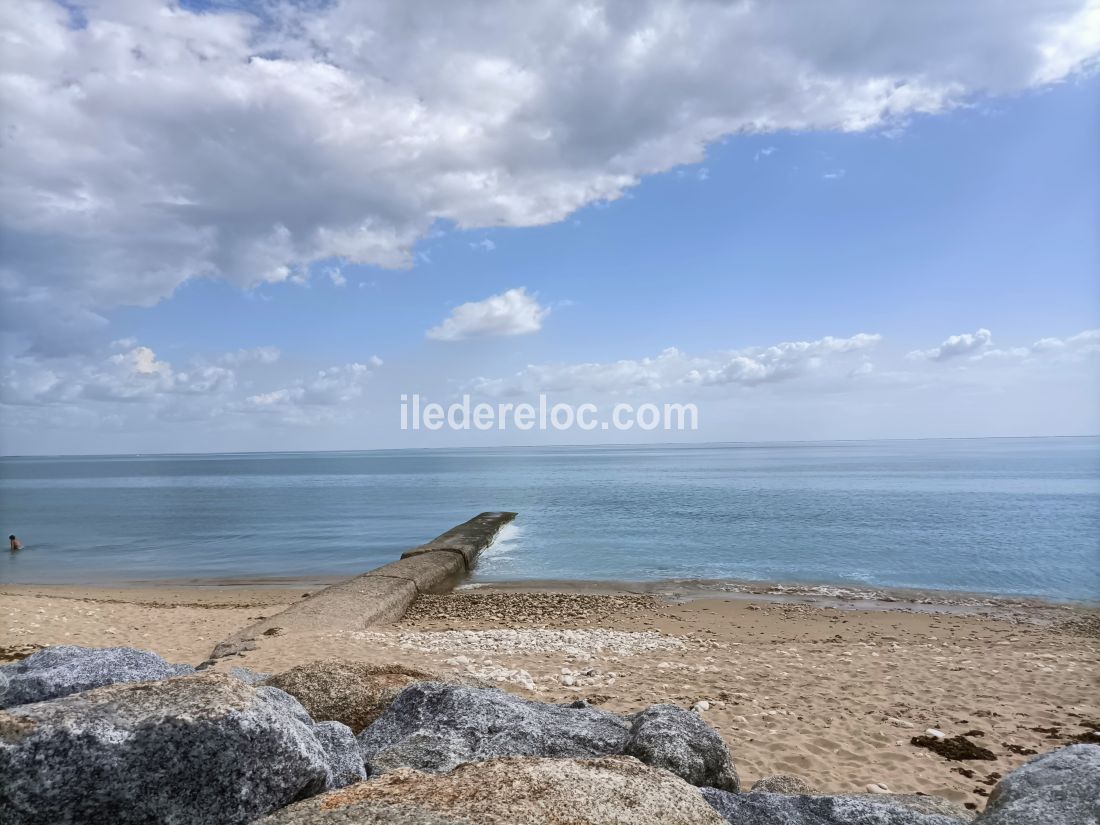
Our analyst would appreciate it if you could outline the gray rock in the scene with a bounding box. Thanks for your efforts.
[0,645,193,708]
[750,774,816,794]
[877,794,975,821]
[230,665,272,684]
[0,673,360,825]
[206,636,258,662]
[313,721,368,787]
[357,683,740,790]
[253,756,727,824]
[702,789,969,824]
[623,704,739,791]
[357,682,630,775]
[975,744,1100,825]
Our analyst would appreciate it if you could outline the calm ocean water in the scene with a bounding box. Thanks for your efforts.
[1,438,1098,601]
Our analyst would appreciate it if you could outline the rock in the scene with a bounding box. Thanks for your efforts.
[358,682,630,776]
[692,700,711,712]
[702,789,970,824]
[878,795,975,820]
[206,636,258,662]
[975,744,1100,825]
[257,802,472,825]
[230,665,272,684]
[253,756,727,824]
[313,721,368,787]
[0,645,193,708]
[461,662,536,691]
[264,660,439,734]
[750,774,815,794]
[0,673,361,825]
[356,682,738,790]
[868,782,892,793]
[623,704,739,791]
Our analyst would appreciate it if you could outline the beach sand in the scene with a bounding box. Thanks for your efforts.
[2,582,1097,810]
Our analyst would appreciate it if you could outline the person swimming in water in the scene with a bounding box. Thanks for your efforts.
[9,534,21,551]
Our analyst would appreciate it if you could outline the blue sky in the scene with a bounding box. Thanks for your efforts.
[118,80,1100,362]
[1,1,1098,453]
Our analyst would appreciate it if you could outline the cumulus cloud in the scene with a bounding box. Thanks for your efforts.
[1,343,236,406]
[240,360,382,425]
[1,342,380,430]
[1031,328,1100,353]
[427,288,549,341]
[688,334,882,386]
[2,0,1098,350]
[908,328,994,361]
[907,327,1100,365]
[980,328,1100,361]
[472,333,881,395]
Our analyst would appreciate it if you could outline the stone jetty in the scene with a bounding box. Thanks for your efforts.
[206,512,516,663]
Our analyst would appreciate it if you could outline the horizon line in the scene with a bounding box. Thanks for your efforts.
[2,433,1097,460]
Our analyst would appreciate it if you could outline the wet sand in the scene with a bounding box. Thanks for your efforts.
[2,581,1097,809]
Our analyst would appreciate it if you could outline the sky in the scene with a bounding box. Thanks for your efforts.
[1,0,1099,454]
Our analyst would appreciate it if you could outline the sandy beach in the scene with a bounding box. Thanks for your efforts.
[2,581,1097,812]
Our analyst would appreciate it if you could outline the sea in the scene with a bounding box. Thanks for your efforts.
[1,437,1097,602]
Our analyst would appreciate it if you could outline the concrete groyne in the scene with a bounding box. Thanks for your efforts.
[206,512,516,662]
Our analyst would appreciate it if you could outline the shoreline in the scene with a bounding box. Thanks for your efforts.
[3,572,1096,614]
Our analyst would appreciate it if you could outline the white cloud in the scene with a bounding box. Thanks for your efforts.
[755,147,778,161]
[908,328,994,361]
[86,345,236,401]
[981,328,1100,361]
[327,268,348,287]
[907,327,1100,365]
[427,288,549,341]
[245,360,382,407]
[823,169,846,180]
[1,342,380,432]
[1,343,237,406]
[468,327,1100,401]
[1040,328,1100,351]
[689,334,882,386]
[241,360,382,424]
[1032,1,1100,84]
[472,333,882,395]
[469,239,497,252]
[2,0,1097,351]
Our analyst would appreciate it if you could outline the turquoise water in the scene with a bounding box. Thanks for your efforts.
[0,438,1097,601]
